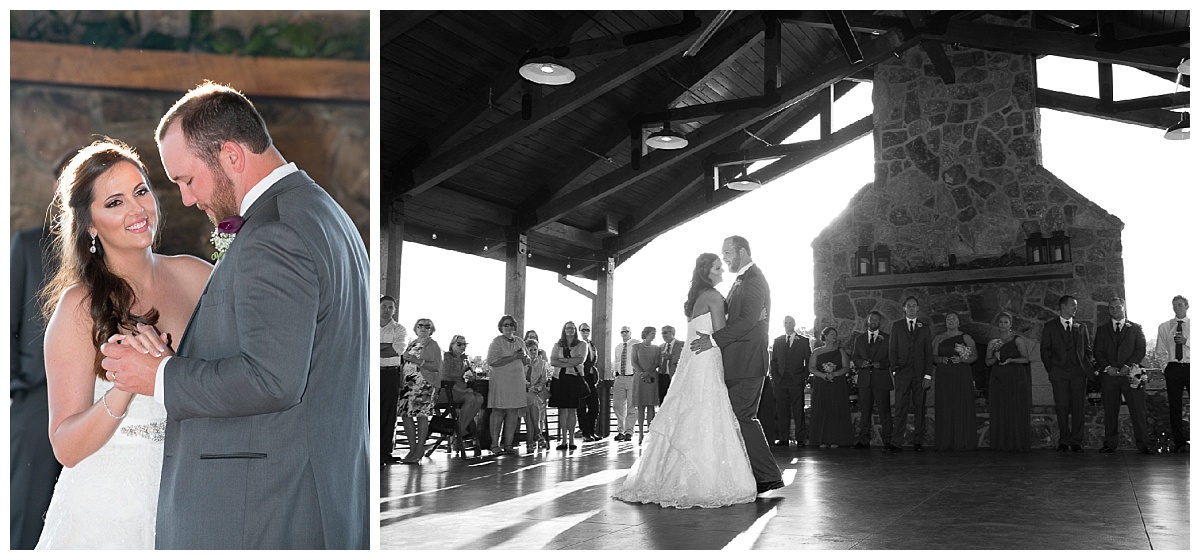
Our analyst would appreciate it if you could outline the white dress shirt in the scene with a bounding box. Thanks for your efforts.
[381,320,406,367]
[1155,316,1190,364]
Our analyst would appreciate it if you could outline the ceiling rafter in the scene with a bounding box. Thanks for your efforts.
[527,30,916,232]
[404,13,717,197]
[1036,88,1186,129]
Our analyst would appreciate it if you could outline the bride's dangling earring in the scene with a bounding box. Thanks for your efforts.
[89,234,97,254]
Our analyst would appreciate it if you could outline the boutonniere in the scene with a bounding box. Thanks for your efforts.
[916,322,924,329]
[210,215,245,261]
[732,278,743,290]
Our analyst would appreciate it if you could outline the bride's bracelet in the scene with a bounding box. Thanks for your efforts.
[102,389,128,420]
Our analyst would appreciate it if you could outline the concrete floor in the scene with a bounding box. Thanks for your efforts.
[381,440,1190,550]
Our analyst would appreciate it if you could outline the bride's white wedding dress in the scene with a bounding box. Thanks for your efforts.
[37,379,165,549]
[614,311,757,508]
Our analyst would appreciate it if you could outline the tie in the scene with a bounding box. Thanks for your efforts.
[1176,320,1185,361]
[620,342,628,375]
[1065,320,1074,349]
[1115,322,1121,333]
[787,335,793,348]
[870,332,875,345]
[908,320,915,332]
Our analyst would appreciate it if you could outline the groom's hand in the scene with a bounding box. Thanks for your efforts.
[100,324,169,397]
[690,333,713,354]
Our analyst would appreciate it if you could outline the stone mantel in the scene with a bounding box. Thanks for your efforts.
[845,262,1074,291]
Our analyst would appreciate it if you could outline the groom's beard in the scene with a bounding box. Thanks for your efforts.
[203,165,241,226]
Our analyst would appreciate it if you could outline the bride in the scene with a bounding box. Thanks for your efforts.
[614,253,757,508]
[36,140,212,549]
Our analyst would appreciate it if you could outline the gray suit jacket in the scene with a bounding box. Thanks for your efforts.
[157,171,369,549]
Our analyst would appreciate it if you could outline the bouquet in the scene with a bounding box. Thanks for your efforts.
[954,343,972,361]
[1126,364,1145,389]
[821,361,837,381]
[988,338,1003,353]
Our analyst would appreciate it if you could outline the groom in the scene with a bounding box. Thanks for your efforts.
[101,82,369,548]
[691,236,784,493]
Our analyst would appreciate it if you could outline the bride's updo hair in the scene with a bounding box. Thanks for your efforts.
[683,253,720,318]
[40,139,160,379]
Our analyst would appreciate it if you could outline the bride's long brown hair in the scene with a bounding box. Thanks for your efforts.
[683,253,720,318]
[39,139,161,379]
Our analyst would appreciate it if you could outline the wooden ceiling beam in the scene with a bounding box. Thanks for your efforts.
[1037,88,1185,129]
[617,114,874,255]
[402,12,597,175]
[381,11,436,48]
[1109,91,1189,112]
[925,19,1189,74]
[406,13,715,196]
[529,30,914,232]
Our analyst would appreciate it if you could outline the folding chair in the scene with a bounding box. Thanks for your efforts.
[423,381,480,458]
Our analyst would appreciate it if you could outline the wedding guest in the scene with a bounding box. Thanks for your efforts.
[549,321,589,450]
[612,325,636,441]
[851,311,894,451]
[487,315,529,456]
[1041,295,1094,452]
[1154,295,1190,453]
[631,326,660,444]
[398,318,442,464]
[9,150,73,548]
[525,330,539,344]
[1094,298,1151,454]
[808,327,854,447]
[985,312,1033,452]
[523,338,549,453]
[578,323,602,442]
[658,325,682,402]
[932,312,978,451]
[380,296,406,464]
[771,315,811,447]
[889,296,934,451]
[438,334,484,445]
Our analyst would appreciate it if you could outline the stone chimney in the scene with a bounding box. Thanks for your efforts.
[811,13,1125,405]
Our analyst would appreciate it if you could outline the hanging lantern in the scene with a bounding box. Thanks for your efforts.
[1048,230,1072,263]
[873,244,891,274]
[854,246,873,276]
[1025,232,1046,265]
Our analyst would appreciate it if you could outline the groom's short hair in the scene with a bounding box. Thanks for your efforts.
[156,81,274,169]
[727,235,751,256]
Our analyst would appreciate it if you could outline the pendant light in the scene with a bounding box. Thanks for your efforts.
[518,57,576,85]
[645,122,688,150]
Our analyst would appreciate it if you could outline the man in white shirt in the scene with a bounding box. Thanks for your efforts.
[1154,295,1190,453]
[380,296,407,464]
[611,326,636,441]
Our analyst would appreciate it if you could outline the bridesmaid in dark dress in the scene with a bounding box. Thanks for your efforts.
[932,312,979,451]
[807,327,854,447]
[985,311,1033,451]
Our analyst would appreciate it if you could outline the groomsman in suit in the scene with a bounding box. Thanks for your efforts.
[770,315,811,446]
[888,296,933,451]
[1041,294,1095,452]
[1154,295,1189,453]
[852,311,895,451]
[612,326,636,441]
[658,325,682,402]
[578,323,602,441]
[1093,297,1150,454]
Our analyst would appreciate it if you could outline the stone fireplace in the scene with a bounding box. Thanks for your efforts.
[811,12,1126,409]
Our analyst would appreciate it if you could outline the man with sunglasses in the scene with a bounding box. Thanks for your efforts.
[612,326,636,441]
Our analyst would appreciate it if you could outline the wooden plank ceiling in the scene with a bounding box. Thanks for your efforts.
[381,10,1190,281]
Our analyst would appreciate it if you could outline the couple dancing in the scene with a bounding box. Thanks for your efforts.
[615,236,784,508]
[35,82,369,549]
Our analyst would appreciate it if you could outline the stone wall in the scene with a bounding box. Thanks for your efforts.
[811,13,1126,405]
[9,82,369,260]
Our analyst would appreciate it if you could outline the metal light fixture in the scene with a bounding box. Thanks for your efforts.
[854,246,873,277]
[1179,58,1191,76]
[1165,113,1189,140]
[518,57,576,85]
[725,161,760,191]
[645,121,688,150]
[872,244,891,274]
[1048,230,1072,263]
[1025,232,1046,264]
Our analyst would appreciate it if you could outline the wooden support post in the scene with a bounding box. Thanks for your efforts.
[382,197,404,301]
[1098,62,1114,112]
[594,254,616,437]
[504,230,529,331]
[821,85,834,139]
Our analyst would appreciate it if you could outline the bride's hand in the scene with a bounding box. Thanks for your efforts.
[116,323,174,358]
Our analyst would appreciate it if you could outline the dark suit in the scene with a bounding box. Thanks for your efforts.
[658,338,682,402]
[158,172,369,548]
[1040,318,1095,447]
[1094,320,1149,449]
[579,339,601,439]
[851,330,892,445]
[771,332,811,443]
[888,317,933,447]
[9,225,63,549]
[712,263,781,485]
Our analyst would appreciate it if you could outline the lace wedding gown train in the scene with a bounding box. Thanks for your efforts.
[37,379,166,549]
[614,311,757,508]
